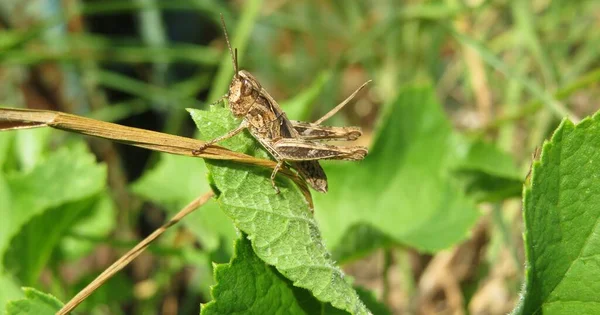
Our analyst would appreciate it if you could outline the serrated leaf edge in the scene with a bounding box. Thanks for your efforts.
[515,113,597,314]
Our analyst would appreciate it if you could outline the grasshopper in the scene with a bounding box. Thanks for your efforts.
[193,15,369,193]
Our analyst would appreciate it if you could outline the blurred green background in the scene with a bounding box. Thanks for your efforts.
[1,0,599,314]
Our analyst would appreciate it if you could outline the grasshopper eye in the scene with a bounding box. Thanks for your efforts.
[241,79,254,96]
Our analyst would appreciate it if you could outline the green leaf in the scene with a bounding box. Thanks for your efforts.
[514,113,600,314]
[0,273,22,315]
[202,234,348,315]
[0,176,12,269]
[456,139,521,180]
[188,107,370,315]
[0,133,13,169]
[314,86,480,254]
[71,272,133,313]
[453,140,523,202]
[4,288,63,315]
[131,153,236,254]
[182,248,215,300]
[355,286,391,315]
[0,144,106,273]
[4,196,98,285]
[13,128,51,172]
[332,224,395,264]
[60,192,116,260]
[281,71,332,121]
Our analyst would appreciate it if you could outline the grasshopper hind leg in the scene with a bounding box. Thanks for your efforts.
[292,161,327,193]
[269,160,328,194]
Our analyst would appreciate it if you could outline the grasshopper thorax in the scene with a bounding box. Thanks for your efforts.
[228,70,262,117]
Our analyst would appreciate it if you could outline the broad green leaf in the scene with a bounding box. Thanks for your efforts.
[132,153,236,254]
[4,288,62,315]
[4,196,98,285]
[0,144,106,271]
[453,140,523,202]
[314,86,480,254]
[514,113,600,314]
[188,107,370,315]
[202,234,346,315]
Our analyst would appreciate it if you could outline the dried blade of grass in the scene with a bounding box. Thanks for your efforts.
[0,107,313,205]
[57,191,215,315]
[448,25,581,123]
[474,67,600,134]
[0,107,244,160]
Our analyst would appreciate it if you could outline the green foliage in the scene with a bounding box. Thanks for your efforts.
[202,234,345,315]
[0,133,108,313]
[0,142,106,283]
[2,0,600,313]
[71,272,133,312]
[454,140,523,203]
[202,234,391,314]
[514,113,600,314]
[4,288,63,315]
[314,86,481,255]
[0,133,12,168]
[59,193,116,260]
[354,287,391,315]
[0,273,22,315]
[132,154,236,255]
[332,224,395,264]
[189,106,370,315]
[281,71,332,121]
[4,196,98,285]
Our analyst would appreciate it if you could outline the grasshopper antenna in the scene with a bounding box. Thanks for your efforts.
[234,48,238,72]
[313,80,372,125]
[220,14,238,75]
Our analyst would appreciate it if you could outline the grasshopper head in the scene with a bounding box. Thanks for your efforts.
[219,15,263,117]
[228,70,262,117]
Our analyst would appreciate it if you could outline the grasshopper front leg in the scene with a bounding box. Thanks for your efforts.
[192,120,249,155]
[270,160,285,194]
[208,94,229,107]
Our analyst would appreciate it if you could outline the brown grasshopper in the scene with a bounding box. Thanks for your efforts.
[193,15,369,193]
